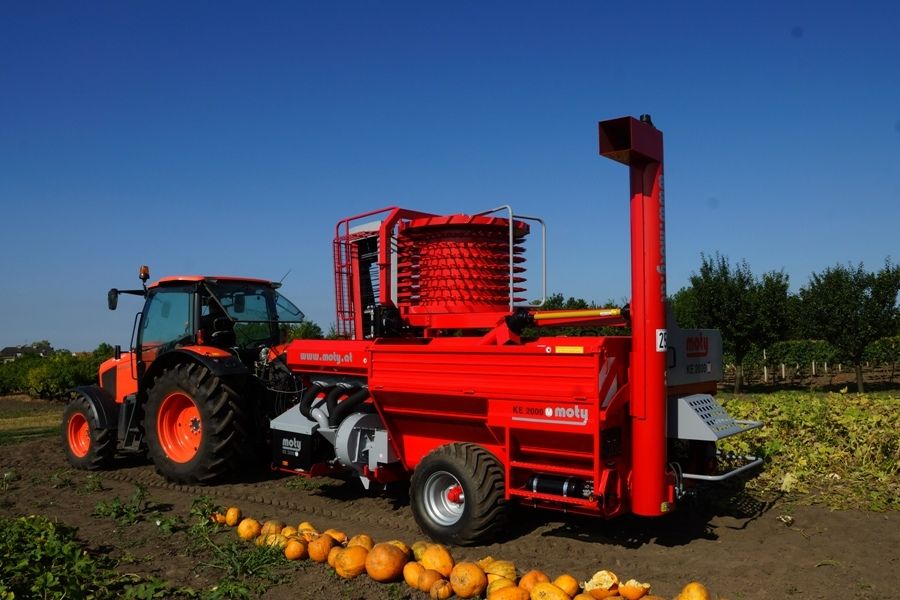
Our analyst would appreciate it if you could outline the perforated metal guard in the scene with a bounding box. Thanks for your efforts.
[668,394,762,442]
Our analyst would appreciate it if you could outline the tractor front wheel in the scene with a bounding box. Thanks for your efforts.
[62,393,115,470]
[410,442,507,546]
[145,363,246,484]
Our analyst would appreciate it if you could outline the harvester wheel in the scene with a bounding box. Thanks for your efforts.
[145,362,246,484]
[410,442,507,546]
[62,393,116,470]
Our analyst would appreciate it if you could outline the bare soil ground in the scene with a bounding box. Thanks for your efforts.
[2,395,899,600]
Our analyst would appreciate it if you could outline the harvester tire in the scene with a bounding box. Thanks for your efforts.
[410,442,507,546]
[62,394,116,470]
[145,362,246,484]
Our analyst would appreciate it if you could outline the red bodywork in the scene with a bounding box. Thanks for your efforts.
[284,333,633,517]
[279,116,683,518]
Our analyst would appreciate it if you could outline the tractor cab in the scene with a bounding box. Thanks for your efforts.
[63,267,306,482]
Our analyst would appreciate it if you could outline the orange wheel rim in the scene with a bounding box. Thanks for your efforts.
[67,413,90,458]
[157,392,201,463]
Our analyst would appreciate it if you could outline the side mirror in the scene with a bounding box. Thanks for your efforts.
[108,289,119,311]
[234,293,245,314]
[114,344,122,360]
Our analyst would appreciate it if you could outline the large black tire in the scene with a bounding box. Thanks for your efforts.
[62,393,116,470]
[144,362,247,484]
[409,442,508,546]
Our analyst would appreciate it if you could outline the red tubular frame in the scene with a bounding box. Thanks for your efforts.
[599,116,670,516]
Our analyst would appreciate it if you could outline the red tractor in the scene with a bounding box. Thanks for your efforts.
[64,116,760,545]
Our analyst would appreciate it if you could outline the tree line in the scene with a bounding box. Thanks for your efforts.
[672,255,899,393]
[0,344,116,399]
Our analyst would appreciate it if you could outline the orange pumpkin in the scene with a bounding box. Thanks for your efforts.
[335,545,369,579]
[487,577,517,596]
[259,520,286,536]
[488,586,530,600]
[417,569,445,593]
[519,570,550,592]
[676,581,711,600]
[411,540,430,561]
[420,544,455,578]
[583,570,619,599]
[386,539,412,559]
[484,559,517,583]
[327,546,342,567]
[430,579,453,600]
[224,507,241,527]
[323,528,348,545]
[307,533,337,563]
[404,561,425,588]
[450,562,488,599]
[236,518,261,541]
[553,574,581,597]
[347,533,375,550]
[365,542,409,582]
[619,579,651,600]
[529,582,571,600]
[283,539,307,561]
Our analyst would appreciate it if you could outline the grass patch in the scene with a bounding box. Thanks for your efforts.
[0,514,192,599]
[0,397,63,446]
[719,390,899,511]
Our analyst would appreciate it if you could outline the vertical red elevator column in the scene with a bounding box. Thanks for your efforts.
[599,116,669,516]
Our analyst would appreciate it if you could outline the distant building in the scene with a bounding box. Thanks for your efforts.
[0,347,20,363]
[0,343,55,363]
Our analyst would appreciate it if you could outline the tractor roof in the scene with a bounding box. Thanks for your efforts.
[149,275,276,289]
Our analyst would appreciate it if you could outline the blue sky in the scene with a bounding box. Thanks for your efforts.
[1,1,898,351]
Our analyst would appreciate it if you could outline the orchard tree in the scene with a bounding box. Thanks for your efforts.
[799,260,900,392]
[287,320,325,340]
[675,253,790,393]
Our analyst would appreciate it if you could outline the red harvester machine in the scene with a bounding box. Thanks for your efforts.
[64,116,761,544]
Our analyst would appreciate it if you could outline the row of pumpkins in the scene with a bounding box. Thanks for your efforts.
[211,506,714,600]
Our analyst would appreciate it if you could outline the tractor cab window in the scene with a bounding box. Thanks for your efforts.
[204,281,304,349]
[139,288,193,364]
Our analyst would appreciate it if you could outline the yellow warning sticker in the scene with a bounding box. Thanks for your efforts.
[555,346,584,354]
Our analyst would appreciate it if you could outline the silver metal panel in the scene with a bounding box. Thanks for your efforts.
[668,393,762,441]
[665,305,723,387]
[269,403,319,436]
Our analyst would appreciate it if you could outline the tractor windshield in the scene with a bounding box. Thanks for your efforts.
[205,280,304,349]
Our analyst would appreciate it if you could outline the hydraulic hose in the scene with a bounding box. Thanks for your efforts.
[298,383,323,420]
[328,387,371,428]
[325,385,354,419]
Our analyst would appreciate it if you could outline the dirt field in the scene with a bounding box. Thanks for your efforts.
[2,395,899,600]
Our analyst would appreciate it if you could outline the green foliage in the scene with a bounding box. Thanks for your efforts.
[865,335,900,367]
[677,253,790,392]
[0,342,115,398]
[719,391,899,510]
[0,515,117,599]
[93,484,160,527]
[799,260,900,391]
[0,515,193,599]
[286,320,325,340]
[192,523,285,598]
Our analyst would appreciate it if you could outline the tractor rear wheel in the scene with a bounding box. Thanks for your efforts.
[145,362,246,484]
[410,442,507,546]
[62,393,115,470]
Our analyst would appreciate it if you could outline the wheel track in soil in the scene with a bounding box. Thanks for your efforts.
[101,466,422,535]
